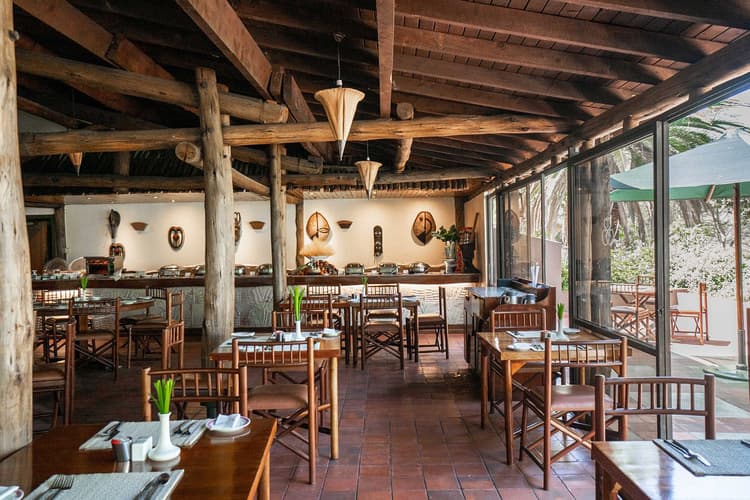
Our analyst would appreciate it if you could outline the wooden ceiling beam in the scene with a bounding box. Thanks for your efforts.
[175,0,272,99]
[446,134,550,154]
[284,167,493,187]
[560,0,750,30]
[393,77,597,121]
[417,137,531,161]
[22,174,205,190]
[20,114,574,156]
[393,102,413,172]
[393,26,675,85]
[375,0,394,118]
[17,96,83,129]
[397,0,724,63]
[16,49,288,123]
[395,53,630,105]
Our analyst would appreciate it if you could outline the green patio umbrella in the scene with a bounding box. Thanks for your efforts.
[610,129,750,383]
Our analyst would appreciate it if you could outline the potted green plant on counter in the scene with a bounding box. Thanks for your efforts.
[289,285,305,339]
[432,225,460,273]
[79,274,88,299]
[148,378,181,461]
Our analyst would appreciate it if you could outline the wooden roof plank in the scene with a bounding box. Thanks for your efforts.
[375,0,395,117]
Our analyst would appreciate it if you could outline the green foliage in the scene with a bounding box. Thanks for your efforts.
[432,225,459,242]
[556,303,564,320]
[80,275,88,290]
[151,378,174,415]
[610,242,654,284]
[288,285,305,322]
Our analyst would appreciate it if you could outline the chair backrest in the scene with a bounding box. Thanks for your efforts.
[636,274,655,288]
[36,288,79,305]
[272,309,329,330]
[141,365,247,420]
[68,297,120,332]
[594,373,715,441]
[232,337,316,371]
[543,337,627,397]
[610,283,637,306]
[307,284,341,297]
[490,307,546,332]
[168,291,185,323]
[366,283,399,295]
[438,286,447,318]
[161,321,185,369]
[698,282,707,314]
[360,293,403,324]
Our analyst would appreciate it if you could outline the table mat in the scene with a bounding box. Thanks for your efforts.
[26,471,183,500]
[0,486,21,500]
[653,439,750,476]
[79,420,208,451]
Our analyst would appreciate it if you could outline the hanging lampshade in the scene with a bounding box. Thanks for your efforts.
[355,159,381,199]
[314,33,364,161]
[68,152,83,175]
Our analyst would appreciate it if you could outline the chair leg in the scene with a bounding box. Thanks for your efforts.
[543,414,551,490]
[444,325,450,359]
[519,401,527,462]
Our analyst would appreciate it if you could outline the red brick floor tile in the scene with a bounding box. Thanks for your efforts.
[496,487,537,499]
[463,490,501,500]
[356,490,392,500]
[426,491,464,500]
[457,475,495,490]
[392,490,428,500]
[392,474,427,491]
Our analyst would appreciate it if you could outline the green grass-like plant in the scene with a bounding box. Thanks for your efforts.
[80,275,89,290]
[151,378,174,415]
[289,285,305,322]
[556,303,565,320]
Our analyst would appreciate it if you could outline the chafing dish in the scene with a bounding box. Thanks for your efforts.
[193,265,206,276]
[257,263,273,275]
[345,263,364,275]
[234,265,247,276]
[159,264,182,277]
[408,261,429,274]
[378,262,398,275]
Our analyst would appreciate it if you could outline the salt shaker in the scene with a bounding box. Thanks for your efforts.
[111,436,132,462]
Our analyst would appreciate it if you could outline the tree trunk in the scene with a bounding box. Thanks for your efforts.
[196,67,234,364]
[269,144,287,305]
[0,0,34,459]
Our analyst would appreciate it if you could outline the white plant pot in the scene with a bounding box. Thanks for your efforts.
[148,412,181,462]
[295,320,302,339]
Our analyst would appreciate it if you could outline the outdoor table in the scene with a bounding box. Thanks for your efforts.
[592,440,750,499]
[210,333,342,460]
[478,329,621,465]
[0,420,277,499]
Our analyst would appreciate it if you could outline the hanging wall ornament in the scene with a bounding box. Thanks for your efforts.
[306,211,330,241]
[168,226,185,250]
[234,212,242,245]
[109,243,125,260]
[412,211,436,245]
[108,210,121,240]
[373,225,383,257]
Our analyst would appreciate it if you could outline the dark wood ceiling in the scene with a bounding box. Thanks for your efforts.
[13,0,750,199]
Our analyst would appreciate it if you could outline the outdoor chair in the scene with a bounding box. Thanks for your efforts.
[232,337,318,484]
[610,283,653,340]
[359,293,404,370]
[33,319,76,427]
[670,282,708,344]
[407,286,449,361]
[518,337,628,490]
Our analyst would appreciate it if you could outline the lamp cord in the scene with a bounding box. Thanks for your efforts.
[336,39,342,86]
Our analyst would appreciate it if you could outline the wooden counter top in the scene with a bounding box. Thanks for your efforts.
[32,273,480,289]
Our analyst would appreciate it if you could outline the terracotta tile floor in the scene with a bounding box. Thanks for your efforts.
[36,333,750,499]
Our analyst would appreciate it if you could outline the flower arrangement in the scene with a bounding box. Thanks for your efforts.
[289,285,305,322]
[151,378,174,415]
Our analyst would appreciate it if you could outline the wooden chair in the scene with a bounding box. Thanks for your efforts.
[366,283,400,295]
[232,337,318,484]
[670,282,708,344]
[490,306,546,333]
[408,286,449,361]
[359,293,404,370]
[306,283,341,297]
[33,319,76,427]
[68,297,121,379]
[141,365,247,421]
[160,321,185,370]
[519,337,628,490]
[34,288,79,362]
[272,307,329,331]
[126,291,184,367]
[120,287,168,325]
[610,283,652,340]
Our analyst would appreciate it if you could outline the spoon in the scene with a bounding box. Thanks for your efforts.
[134,473,170,500]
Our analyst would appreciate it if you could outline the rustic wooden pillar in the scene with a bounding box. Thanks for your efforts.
[269,143,287,304]
[112,151,130,194]
[196,67,234,363]
[295,200,305,267]
[455,196,466,229]
[53,206,67,259]
[0,2,34,459]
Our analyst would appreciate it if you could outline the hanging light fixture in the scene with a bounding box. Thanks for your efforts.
[68,152,83,175]
[314,32,364,161]
[355,142,381,199]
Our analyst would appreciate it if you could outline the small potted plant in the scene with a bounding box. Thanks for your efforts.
[79,274,89,299]
[432,225,460,273]
[556,303,565,337]
[289,285,305,339]
[361,275,368,297]
[148,378,181,461]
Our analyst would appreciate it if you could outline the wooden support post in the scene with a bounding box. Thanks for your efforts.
[112,151,130,194]
[53,206,67,259]
[394,102,414,173]
[269,143,287,305]
[0,2,34,459]
[196,67,234,364]
[295,201,305,267]
[455,196,466,229]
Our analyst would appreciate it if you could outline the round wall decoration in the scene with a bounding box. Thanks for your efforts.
[234,212,242,245]
[306,211,330,241]
[109,243,125,260]
[412,211,435,245]
[168,226,185,250]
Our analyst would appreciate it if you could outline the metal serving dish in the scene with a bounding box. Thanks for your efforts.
[234,265,247,276]
[193,265,206,276]
[345,263,364,275]
[159,264,182,277]
[378,262,398,275]
[408,261,429,274]
[257,263,273,275]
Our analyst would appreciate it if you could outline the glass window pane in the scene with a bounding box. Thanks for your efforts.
[543,169,568,325]
[504,186,529,279]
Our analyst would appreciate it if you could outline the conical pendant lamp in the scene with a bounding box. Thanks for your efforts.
[314,33,364,161]
[355,142,381,199]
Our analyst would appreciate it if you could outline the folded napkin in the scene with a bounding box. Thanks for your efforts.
[0,486,21,500]
[26,471,183,500]
[322,328,339,336]
[213,413,243,431]
[79,420,207,451]
[507,330,544,339]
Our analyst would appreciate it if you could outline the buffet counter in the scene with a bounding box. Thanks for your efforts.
[33,273,480,330]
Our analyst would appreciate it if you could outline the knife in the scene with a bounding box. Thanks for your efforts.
[670,440,711,466]
[741,439,750,448]
[134,473,169,500]
[107,421,123,440]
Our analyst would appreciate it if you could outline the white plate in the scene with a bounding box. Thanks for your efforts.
[507,342,533,351]
[137,296,152,300]
[563,328,581,335]
[232,331,255,338]
[205,416,251,435]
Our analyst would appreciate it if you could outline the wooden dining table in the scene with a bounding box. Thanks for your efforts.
[210,334,342,460]
[0,419,277,499]
[478,329,621,464]
[592,440,750,500]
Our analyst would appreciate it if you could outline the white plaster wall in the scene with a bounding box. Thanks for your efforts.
[65,197,455,271]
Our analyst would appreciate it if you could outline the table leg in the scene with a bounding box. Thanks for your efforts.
[596,461,619,500]
[503,359,514,465]
[259,451,271,500]
[329,355,339,460]
[480,344,488,429]
[413,306,419,362]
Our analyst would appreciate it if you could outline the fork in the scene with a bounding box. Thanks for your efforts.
[44,475,74,499]
[665,440,711,466]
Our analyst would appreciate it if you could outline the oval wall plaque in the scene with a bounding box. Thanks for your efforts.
[412,211,435,245]
[306,211,330,241]
[168,226,184,250]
